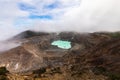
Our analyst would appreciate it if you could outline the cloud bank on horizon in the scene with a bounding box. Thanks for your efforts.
[0,0,120,40]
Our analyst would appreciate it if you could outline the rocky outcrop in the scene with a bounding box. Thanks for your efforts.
[64,37,120,80]
[0,31,119,80]
[83,38,120,74]
[0,46,46,74]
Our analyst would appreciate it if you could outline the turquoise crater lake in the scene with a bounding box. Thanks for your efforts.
[51,40,71,49]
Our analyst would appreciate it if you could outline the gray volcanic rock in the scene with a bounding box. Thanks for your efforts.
[11,30,50,40]
[0,31,119,80]
[83,38,120,74]
[0,46,46,74]
[0,31,111,74]
[0,33,68,74]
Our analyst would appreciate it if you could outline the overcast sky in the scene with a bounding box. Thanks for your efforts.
[0,0,120,40]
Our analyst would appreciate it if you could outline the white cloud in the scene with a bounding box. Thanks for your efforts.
[57,0,120,32]
[0,0,120,41]
[0,0,120,52]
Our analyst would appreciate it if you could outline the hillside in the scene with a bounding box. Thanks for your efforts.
[0,31,119,80]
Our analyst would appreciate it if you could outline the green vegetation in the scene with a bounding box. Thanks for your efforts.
[92,67,120,80]
[0,75,7,80]
[109,32,120,38]
[107,73,120,80]
[0,67,8,75]
[92,67,106,75]
[0,67,9,80]
[33,68,46,74]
